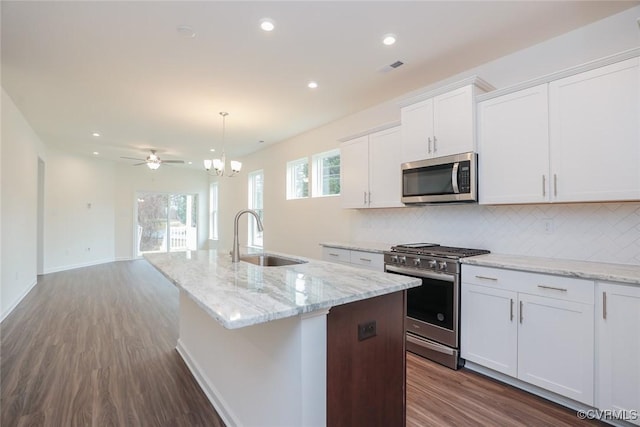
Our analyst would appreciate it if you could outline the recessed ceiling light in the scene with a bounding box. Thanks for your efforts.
[382,33,397,46]
[93,151,100,155]
[188,161,193,165]
[210,148,216,152]
[260,18,275,32]
[307,81,318,89]
[92,132,100,137]
[177,24,196,38]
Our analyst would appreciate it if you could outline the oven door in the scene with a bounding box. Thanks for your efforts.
[385,265,458,348]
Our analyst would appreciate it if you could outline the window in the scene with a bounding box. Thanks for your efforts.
[248,170,264,248]
[286,158,309,199]
[312,149,341,197]
[136,192,198,256]
[209,182,219,240]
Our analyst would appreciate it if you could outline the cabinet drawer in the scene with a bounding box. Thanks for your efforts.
[350,250,384,271]
[322,247,351,264]
[463,265,594,304]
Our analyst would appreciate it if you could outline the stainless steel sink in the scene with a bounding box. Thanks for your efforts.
[240,254,307,267]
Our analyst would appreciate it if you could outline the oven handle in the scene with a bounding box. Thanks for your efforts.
[385,265,455,282]
[407,334,455,356]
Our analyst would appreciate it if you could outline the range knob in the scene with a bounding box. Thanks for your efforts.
[413,258,421,267]
[399,256,407,265]
[391,255,399,263]
[438,261,448,271]
[428,260,437,269]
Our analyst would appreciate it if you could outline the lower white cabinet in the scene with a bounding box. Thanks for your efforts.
[461,265,595,405]
[322,246,384,272]
[596,281,640,426]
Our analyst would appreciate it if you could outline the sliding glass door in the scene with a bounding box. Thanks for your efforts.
[136,192,198,256]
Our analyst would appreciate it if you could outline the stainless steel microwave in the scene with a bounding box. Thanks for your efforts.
[401,152,477,204]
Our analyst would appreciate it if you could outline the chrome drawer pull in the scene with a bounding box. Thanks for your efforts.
[537,285,568,292]
[329,253,339,257]
[359,258,372,262]
[475,275,498,281]
[542,175,546,197]
[603,291,607,320]
[519,301,523,324]
[510,298,514,321]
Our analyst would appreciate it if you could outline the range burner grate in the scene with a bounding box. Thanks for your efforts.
[390,244,489,259]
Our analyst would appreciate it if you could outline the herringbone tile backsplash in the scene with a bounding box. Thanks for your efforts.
[352,202,640,266]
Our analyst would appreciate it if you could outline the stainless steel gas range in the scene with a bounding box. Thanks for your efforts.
[384,243,489,370]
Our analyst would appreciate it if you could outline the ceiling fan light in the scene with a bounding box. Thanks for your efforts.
[147,162,160,170]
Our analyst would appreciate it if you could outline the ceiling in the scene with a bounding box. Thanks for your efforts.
[2,1,636,169]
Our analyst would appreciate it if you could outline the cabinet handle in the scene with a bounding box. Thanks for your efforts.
[475,275,498,281]
[368,192,372,205]
[329,253,339,257]
[542,175,546,197]
[433,136,437,152]
[519,301,523,324]
[553,174,558,197]
[428,137,432,154]
[363,191,367,205]
[510,298,514,321]
[537,285,568,292]
[359,258,372,262]
[603,291,607,320]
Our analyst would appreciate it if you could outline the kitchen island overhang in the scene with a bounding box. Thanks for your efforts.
[145,250,420,427]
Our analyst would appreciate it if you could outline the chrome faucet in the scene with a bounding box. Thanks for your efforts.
[232,209,264,262]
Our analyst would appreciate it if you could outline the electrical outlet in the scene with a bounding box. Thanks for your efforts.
[543,218,555,234]
[358,320,377,341]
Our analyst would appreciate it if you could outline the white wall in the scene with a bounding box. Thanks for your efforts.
[43,149,116,273]
[219,6,640,265]
[114,163,209,260]
[1,88,46,320]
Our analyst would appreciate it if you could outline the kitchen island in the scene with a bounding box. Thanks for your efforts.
[145,250,420,427]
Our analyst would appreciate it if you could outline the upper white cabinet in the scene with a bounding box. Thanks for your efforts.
[478,84,550,204]
[596,281,640,426]
[478,52,640,204]
[461,265,595,405]
[549,58,640,202]
[401,78,493,163]
[341,126,403,209]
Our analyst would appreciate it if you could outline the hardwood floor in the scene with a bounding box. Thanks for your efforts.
[2,260,605,427]
[406,352,605,427]
[1,260,225,427]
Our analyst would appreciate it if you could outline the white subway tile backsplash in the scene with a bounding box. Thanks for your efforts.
[352,203,640,266]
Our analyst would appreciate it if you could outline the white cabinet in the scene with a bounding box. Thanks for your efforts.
[596,281,640,426]
[461,265,595,405]
[478,55,640,205]
[549,57,640,202]
[478,84,550,204]
[461,284,517,376]
[341,126,403,209]
[322,246,384,272]
[401,85,476,163]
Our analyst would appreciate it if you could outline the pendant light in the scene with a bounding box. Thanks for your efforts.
[204,112,242,177]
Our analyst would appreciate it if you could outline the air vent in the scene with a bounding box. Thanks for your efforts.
[378,60,405,73]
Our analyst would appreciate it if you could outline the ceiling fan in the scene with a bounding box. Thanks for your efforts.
[120,150,184,170]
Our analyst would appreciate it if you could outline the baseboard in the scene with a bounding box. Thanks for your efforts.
[1,278,38,323]
[175,339,242,427]
[115,256,135,262]
[43,258,115,274]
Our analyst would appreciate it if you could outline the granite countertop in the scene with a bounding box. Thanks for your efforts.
[319,241,393,253]
[462,253,640,286]
[145,250,420,329]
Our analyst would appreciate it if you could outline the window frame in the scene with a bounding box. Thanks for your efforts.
[312,149,341,197]
[286,157,310,200]
[247,169,264,248]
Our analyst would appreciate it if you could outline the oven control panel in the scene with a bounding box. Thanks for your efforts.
[384,253,459,275]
